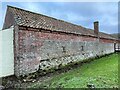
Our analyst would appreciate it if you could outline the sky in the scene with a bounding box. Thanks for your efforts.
[0,2,118,34]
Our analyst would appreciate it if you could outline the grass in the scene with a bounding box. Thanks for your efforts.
[29,53,118,88]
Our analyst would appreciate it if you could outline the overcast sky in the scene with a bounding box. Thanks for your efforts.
[0,2,118,34]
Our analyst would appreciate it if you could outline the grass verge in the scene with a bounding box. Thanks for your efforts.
[29,53,119,88]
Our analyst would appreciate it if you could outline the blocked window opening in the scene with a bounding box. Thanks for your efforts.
[62,46,66,53]
[81,46,84,51]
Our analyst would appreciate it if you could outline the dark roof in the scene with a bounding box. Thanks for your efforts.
[6,5,116,40]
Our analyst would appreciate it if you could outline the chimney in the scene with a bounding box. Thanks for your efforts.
[94,21,99,35]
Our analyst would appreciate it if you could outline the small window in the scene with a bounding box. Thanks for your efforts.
[81,46,84,51]
[62,46,66,53]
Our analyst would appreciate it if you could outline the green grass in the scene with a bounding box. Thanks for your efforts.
[30,53,118,88]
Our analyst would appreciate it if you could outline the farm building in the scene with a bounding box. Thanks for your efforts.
[0,5,119,77]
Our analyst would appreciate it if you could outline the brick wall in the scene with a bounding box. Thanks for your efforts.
[99,38,115,43]
[15,27,115,76]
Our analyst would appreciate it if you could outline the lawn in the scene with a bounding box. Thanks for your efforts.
[29,53,118,88]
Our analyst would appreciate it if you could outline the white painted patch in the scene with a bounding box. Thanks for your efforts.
[0,30,2,77]
[0,27,14,77]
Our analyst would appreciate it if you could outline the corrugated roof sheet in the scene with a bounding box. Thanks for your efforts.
[7,5,116,40]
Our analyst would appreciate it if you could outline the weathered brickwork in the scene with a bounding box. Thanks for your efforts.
[15,29,114,76]
[99,38,115,43]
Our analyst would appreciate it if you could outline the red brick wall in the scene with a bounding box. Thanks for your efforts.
[18,29,97,58]
[16,26,115,76]
[17,27,98,75]
[99,38,115,43]
[18,29,96,42]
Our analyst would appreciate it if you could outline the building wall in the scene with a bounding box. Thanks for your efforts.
[15,27,114,76]
[115,43,120,51]
[14,26,20,76]
[0,27,14,77]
